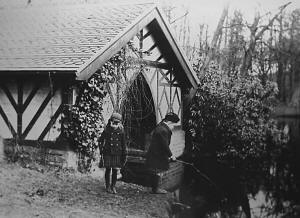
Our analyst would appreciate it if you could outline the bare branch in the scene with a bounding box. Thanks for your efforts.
[240,2,291,75]
[170,11,189,24]
[255,2,291,40]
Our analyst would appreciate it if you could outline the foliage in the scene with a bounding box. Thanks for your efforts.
[62,71,107,172]
[275,9,300,103]
[62,51,127,172]
[62,45,143,172]
[187,62,288,182]
[185,61,298,216]
[162,2,299,215]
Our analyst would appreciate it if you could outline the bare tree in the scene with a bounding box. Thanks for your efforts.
[198,4,229,75]
[240,2,291,76]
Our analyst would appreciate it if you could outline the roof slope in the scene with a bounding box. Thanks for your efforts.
[0,2,154,71]
[0,1,198,87]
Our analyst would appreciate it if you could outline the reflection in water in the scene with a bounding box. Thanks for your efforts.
[246,116,300,217]
[171,117,299,218]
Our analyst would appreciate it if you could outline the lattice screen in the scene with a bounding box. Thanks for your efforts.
[143,67,182,124]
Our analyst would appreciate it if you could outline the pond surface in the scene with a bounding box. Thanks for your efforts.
[171,117,300,218]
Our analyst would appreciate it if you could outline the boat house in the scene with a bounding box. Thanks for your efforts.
[0,1,198,190]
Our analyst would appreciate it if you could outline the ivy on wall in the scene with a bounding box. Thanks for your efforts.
[62,44,144,172]
[62,50,127,172]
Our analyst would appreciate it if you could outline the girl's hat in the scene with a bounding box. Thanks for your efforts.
[111,112,122,121]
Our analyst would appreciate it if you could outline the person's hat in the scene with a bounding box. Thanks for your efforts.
[111,112,122,121]
[164,112,179,123]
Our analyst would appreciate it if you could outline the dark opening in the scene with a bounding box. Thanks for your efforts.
[121,74,156,151]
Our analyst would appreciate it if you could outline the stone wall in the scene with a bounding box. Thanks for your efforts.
[3,140,77,169]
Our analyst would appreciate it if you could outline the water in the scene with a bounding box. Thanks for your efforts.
[170,117,300,218]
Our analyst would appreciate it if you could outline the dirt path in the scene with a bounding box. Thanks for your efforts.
[0,161,172,218]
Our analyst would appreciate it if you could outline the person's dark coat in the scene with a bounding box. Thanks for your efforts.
[145,121,172,171]
[98,126,126,156]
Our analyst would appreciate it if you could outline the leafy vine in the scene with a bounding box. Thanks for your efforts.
[62,44,144,172]
[62,50,127,172]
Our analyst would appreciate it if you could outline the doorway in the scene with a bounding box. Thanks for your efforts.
[121,73,156,151]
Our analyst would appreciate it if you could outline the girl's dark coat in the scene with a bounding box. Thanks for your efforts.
[98,126,126,156]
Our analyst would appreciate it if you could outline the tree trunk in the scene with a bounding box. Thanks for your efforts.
[198,4,229,74]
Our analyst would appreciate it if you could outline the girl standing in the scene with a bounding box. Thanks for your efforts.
[98,112,127,194]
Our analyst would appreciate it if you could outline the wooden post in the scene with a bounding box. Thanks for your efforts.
[17,78,23,140]
[0,135,4,162]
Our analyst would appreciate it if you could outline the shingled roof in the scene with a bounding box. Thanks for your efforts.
[0,1,198,87]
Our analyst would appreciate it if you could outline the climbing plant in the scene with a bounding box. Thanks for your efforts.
[62,50,128,172]
[62,71,106,172]
[62,43,144,172]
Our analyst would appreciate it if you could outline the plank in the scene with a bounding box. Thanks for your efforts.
[0,83,18,112]
[127,57,170,70]
[22,86,58,139]
[0,105,17,137]
[38,104,63,140]
[17,79,23,136]
[23,83,41,113]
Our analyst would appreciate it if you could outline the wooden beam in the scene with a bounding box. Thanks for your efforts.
[22,87,58,139]
[150,8,199,88]
[17,79,23,137]
[0,105,16,137]
[139,29,144,58]
[76,6,157,80]
[156,55,163,62]
[158,82,180,87]
[146,43,158,53]
[143,30,152,39]
[158,86,170,109]
[38,104,63,140]
[158,68,171,83]
[22,83,40,113]
[0,83,18,112]
[127,57,170,70]
[149,68,156,84]
[184,87,197,108]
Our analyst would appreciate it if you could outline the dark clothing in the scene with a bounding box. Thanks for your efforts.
[105,168,118,188]
[99,127,126,156]
[103,155,122,168]
[99,117,126,193]
[98,126,126,168]
[145,121,173,171]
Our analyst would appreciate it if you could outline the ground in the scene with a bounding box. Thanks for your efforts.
[0,161,173,218]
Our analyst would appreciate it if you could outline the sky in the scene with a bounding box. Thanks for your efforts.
[162,0,300,21]
[0,0,299,40]
[159,0,300,41]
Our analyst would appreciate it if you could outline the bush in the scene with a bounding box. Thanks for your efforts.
[187,62,288,176]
